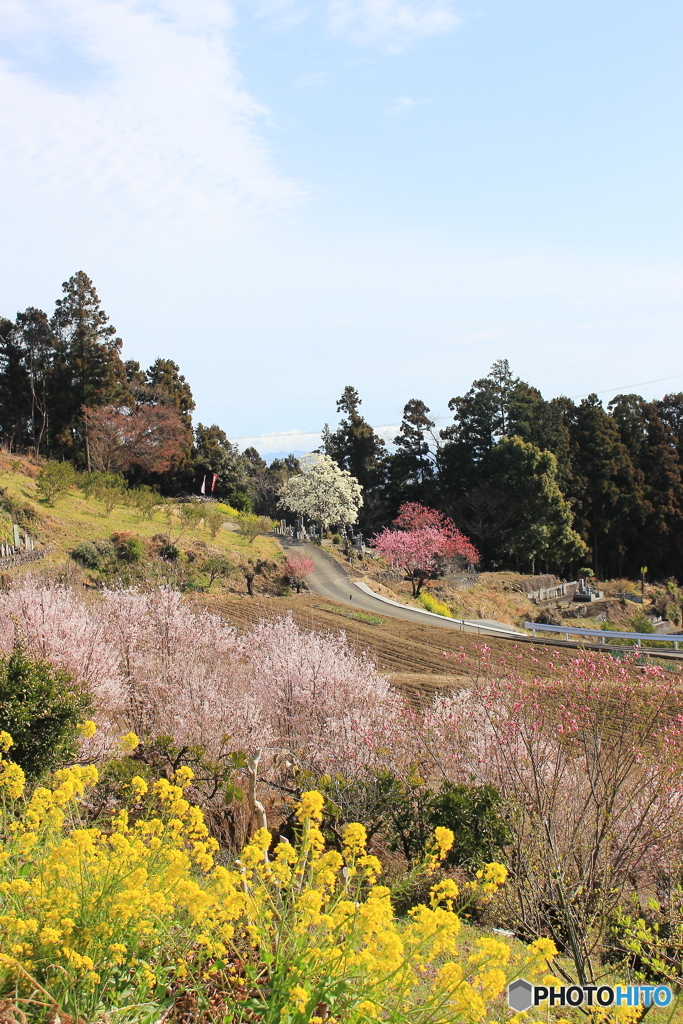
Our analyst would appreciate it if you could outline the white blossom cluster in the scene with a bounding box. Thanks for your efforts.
[278,453,363,530]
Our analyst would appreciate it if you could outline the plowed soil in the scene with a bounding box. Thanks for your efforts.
[193,592,591,701]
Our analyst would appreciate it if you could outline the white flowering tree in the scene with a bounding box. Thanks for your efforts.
[278,454,363,534]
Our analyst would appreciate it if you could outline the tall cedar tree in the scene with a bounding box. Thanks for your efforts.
[388,399,439,511]
[565,395,641,577]
[324,386,388,530]
[50,272,128,467]
[608,395,683,575]
[0,310,56,455]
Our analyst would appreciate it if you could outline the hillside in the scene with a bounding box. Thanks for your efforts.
[0,452,282,578]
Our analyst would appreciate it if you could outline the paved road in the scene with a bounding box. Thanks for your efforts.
[280,539,523,638]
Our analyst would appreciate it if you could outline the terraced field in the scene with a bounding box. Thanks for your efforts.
[196,591,593,701]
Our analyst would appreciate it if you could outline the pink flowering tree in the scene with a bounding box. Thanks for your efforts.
[0,579,407,780]
[284,556,316,593]
[373,502,479,595]
[422,645,683,987]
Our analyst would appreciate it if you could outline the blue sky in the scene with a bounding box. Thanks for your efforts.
[1,0,682,453]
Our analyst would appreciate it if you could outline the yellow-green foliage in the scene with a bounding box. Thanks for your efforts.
[419,591,453,617]
[214,502,239,518]
[0,731,564,1023]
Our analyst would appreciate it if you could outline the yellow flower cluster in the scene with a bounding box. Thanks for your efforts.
[0,743,560,1023]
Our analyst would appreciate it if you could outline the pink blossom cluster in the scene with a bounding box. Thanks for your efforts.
[0,579,404,772]
[372,502,479,581]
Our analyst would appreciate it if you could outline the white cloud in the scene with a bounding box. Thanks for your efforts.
[389,95,416,112]
[234,428,323,454]
[234,424,399,455]
[327,0,461,51]
[0,0,301,237]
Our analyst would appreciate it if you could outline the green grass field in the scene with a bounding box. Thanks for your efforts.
[0,455,282,569]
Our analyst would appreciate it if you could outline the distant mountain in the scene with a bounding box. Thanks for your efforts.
[265,450,310,463]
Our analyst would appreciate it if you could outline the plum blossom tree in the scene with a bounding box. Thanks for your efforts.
[233,614,404,772]
[284,556,315,593]
[423,646,683,987]
[373,502,479,595]
[278,454,363,534]
[0,581,403,776]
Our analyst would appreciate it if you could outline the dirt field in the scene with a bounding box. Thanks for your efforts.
[194,591,603,702]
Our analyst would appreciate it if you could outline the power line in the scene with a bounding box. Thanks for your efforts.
[568,372,683,400]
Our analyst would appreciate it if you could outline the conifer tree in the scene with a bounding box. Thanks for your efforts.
[50,272,127,467]
[326,386,387,529]
[566,395,640,576]
[389,399,439,507]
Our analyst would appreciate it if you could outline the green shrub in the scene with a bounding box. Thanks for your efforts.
[71,540,102,569]
[159,542,180,561]
[227,490,253,512]
[315,770,509,870]
[427,782,511,867]
[631,611,656,634]
[70,538,116,571]
[0,645,92,782]
[205,506,229,539]
[0,487,40,531]
[36,461,76,505]
[116,535,144,563]
[418,591,453,617]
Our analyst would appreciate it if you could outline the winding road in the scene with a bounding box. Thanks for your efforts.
[280,539,525,638]
[277,539,683,660]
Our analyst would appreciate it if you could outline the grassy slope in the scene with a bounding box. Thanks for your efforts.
[0,453,282,568]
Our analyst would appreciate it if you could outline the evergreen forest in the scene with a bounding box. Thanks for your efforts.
[2,271,681,579]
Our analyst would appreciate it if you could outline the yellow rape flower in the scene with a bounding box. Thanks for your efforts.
[468,936,511,967]
[357,1000,378,1018]
[77,720,97,738]
[296,790,324,823]
[476,862,508,886]
[0,730,14,752]
[130,776,148,799]
[175,766,195,787]
[0,759,25,799]
[430,878,460,909]
[342,821,368,855]
[527,936,558,960]
[288,984,309,1012]
[433,826,455,858]
[119,731,139,752]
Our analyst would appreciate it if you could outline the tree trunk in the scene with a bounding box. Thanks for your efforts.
[246,750,269,846]
[84,417,91,472]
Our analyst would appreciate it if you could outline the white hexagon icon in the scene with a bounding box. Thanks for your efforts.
[508,978,534,1012]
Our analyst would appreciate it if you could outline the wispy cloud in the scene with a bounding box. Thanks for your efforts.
[327,0,461,52]
[234,424,399,455]
[0,0,301,236]
[388,95,423,114]
[233,428,323,454]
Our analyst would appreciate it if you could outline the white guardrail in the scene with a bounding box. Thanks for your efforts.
[525,622,683,649]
